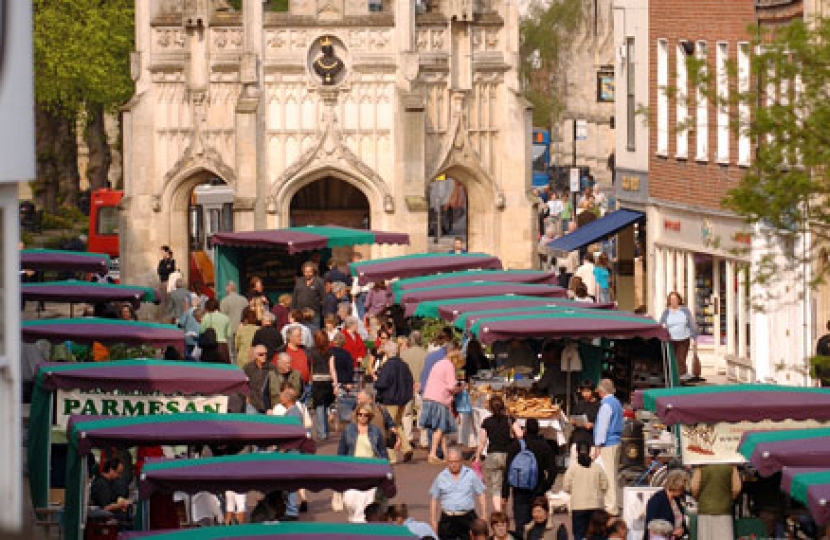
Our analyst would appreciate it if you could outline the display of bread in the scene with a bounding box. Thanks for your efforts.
[507,397,559,418]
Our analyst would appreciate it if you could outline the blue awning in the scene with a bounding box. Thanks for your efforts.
[547,209,645,253]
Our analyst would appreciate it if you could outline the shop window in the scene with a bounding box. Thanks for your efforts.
[695,41,708,162]
[676,43,689,159]
[368,0,383,12]
[737,42,750,166]
[657,39,668,156]
[716,42,729,164]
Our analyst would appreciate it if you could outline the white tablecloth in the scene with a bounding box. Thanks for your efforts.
[458,406,567,448]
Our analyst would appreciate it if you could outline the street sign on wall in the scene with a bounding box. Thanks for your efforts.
[569,168,580,193]
[575,120,588,141]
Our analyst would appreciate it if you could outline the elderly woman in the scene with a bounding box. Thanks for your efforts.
[341,315,367,368]
[644,469,689,540]
[659,291,698,380]
[337,403,389,523]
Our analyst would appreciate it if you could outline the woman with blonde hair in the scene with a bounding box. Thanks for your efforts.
[644,469,689,539]
[337,402,388,522]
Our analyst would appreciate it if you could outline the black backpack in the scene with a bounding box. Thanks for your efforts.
[198,328,218,349]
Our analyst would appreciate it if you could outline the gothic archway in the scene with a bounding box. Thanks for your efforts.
[289,176,370,228]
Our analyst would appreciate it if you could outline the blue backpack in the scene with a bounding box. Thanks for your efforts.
[507,439,539,490]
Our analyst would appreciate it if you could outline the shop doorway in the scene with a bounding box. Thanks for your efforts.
[427,175,468,251]
[290,177,370,229]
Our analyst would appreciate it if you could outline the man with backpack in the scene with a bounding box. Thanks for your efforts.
[501,418,557,534]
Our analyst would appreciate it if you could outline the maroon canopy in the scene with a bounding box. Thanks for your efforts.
[68,414,308,456]
[22,318,185,350]
[401,283,568,317]
[470,311,669,345]
[21,282,157,308]
[139,454,396,500]
[34,360,249,395]
[396,270,559,291]
[456,305,613,331]
[653,391,830,426]
[746,438,830,477]
[782,467,829,492]
[211,225,409,254]
[20,249,109,273]
[350,253,503,285]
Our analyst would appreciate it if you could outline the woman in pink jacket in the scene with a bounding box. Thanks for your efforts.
[420,350,463,464]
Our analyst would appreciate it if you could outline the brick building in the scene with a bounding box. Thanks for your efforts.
[643,0,809,383]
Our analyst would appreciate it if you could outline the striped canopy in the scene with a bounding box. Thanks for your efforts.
[139,453,396,499]
[412,294,612,320]
[20,248,109,273]
[400,282,568,317]
[211,225,409,253]
[782,468,830,526]
[119,523,418,539]
[738,428,830,476]
[391,269,559,294]
[468,310,669,345]
[634,385,830,425]
[22,318,184,349]
[453,305,613,332]
[349,252,502,285]
[21,280,158,307]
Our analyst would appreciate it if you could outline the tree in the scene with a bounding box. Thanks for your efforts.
[681,18,830,289]
[33,0,134,212]
[520,0,586,127]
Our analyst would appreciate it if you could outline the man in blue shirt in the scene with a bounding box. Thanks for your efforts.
[592,378,624,515]
[429,448,486,539]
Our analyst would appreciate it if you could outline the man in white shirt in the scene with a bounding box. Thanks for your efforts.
[574,253,597,299]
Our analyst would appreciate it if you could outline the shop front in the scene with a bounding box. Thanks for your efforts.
[648,206,754,379]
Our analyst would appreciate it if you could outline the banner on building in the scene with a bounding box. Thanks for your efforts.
[55,389,228,428]
[679,418,830,465]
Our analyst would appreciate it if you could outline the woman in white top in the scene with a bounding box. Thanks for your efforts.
[658,292,698,381]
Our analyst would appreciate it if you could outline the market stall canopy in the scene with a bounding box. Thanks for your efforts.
[22,318,184,349]
[454,305,613,332]
[64,415,310,540]
[401,282,568,317]
[349,252,502,285]
[468,310,669,345]
[211,225,409,253]
[28,361,249,510]
[546,209,645,254]
[634,385,830,425]
[20,248,110,273]
[139,453,397,499]
[738,428,830,477]
[21,281,158,307]
[391,269,559,294]
[411,294,612,320]
[120,523,418,539]
[68,414,307,456]
[782,468,830,526]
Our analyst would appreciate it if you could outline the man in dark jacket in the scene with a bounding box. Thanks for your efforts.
[292,262,325,325]
[501,419,556,535]
[373,341,414,462]
[243,344,279,413]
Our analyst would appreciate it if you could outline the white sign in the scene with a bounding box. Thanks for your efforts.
[575,120,588,141]
[569,168,580,193]
[679,418,830,465]
[55,389,229,428]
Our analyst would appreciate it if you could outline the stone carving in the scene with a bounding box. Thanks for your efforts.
[156,29,186,50]
[269,102,393,213]
[485,29,499,50]
[427,91,504,209]
[213,28,243,50]
[416,29,447,52]
[266,30,288,50]
[312,36,346,85]
[292,31,309,49]
[317,0,343,21]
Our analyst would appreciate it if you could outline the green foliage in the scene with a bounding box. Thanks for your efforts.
[44,233,77,249]
[34,0,135,117]
[39,205,88,231]
[108,344,159,361]
[40,212,75,231]
[410,317,462,346]
[684,18,830,288]
[520,0,585,127]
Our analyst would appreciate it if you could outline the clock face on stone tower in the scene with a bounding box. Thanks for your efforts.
[308,34,348,86]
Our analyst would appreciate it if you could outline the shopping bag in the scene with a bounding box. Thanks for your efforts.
[454,389,472,414]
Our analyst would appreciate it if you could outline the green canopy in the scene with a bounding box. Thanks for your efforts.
[413,294,558,319]
[633,384,830,413]
[120,522,417,539]
[738,427,830,460]
[789,470,830,525]
[453,305,600,331]
[390,269,555,293]
[394,281,558,303]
